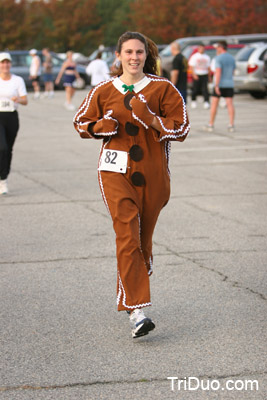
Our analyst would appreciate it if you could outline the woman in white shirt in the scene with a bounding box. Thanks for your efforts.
[0,52,28,195]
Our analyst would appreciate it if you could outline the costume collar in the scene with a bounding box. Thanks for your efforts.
[112,75,151,94]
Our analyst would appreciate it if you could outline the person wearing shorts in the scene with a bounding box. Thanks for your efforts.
[55,51,81,110]
[29,49,41,99]
[42,48,54,98]
[206,41,236,133]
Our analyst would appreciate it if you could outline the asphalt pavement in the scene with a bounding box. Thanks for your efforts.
[0,89,266,400]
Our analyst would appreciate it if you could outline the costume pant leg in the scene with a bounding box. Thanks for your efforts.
[99,171,151,311]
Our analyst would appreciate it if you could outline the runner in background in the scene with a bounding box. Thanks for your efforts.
[0,52,28,195]
[42,48,54,98]
[55,51,81,111]
[189,44,211,109]
[29,49,41,99]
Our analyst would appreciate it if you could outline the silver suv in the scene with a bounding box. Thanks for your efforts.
[234,43,267,99]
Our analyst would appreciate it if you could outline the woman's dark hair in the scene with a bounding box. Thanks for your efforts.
[111,31,158,76]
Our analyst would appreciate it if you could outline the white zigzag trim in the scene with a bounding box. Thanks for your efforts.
[146,74,190,138]
[117,271,152,309]
[94,109,118,136]
[165,141,171,177]
[157,117,190,141]
[148,256,153,276]
[132,112,148,129]
[98,140,111,216]
[73,78,115,135]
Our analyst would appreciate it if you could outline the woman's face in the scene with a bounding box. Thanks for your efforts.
[116,39,147,77]
[0,60,11,74]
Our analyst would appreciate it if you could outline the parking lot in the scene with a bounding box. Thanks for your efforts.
[0,90,266,399]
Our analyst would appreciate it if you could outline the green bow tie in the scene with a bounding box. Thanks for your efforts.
[122,84,134,93]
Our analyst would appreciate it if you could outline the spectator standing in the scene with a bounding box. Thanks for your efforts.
[86,52,110,87]
[42,48,54,98]
[0,52,28,195]
[189,44,210,109]
[74,31,190,338]
[170,41,188,103]
[29,49,41,99]
[206,41,236,133]
[55,51,80,111]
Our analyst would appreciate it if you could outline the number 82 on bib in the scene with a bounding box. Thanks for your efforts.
[98,149,128,173]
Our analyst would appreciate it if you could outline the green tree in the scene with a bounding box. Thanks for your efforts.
[0,0,27,49]
[96,0,133,46]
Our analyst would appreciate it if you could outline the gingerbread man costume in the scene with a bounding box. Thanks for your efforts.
[73,74,190,311]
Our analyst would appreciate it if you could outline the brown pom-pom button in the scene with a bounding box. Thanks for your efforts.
[129,145,143,162]
[125,122,139,136]
[131,172,145,186]
[124,93,135,110]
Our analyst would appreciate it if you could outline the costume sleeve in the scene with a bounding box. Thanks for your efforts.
[152,82,190,142]
[73,87,117,139]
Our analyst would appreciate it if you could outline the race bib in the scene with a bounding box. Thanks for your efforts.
[0,99,15,112]
[98,149,128,173]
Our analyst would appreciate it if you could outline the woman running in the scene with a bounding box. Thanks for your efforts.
[73,32,190,338]
[0,52,28,195]
[55,51,80,110]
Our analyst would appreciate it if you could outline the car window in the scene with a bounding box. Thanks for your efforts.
[160,45,171,57]
[259,49,267,61]
[228,47,243,57]
[10,55,20,67]
[51,56,62,66]
[236,47,256,61]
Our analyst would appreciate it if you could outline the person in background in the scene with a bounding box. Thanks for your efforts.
[42,48,54,98]
[205,41,236,133]
[86,52,110,87]
[73,31,190,339]
[29,49,41,99]
[189,44,211,109]
[55,51,80,110]
[0,52,28,195]
[170,41,188,103]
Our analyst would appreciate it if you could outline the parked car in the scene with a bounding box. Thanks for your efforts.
[227,33,267,45]
[234,43,267,98]
[7,50,89,89]
[160,34,267,80]
[88,46,116,69]
[160,35,226,78]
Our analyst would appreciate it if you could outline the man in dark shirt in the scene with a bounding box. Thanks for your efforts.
[170,41,188,103]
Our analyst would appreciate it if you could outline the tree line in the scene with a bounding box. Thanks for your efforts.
[1,0,266,55]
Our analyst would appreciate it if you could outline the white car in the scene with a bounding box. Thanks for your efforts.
[234,43,267,99]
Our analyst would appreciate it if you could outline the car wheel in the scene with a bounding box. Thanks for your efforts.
[249,90,266,99]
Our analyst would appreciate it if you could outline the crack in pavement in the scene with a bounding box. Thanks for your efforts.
[0,249,263,266]
[0,370,266,392]
[14,171,109,219]
[154,242,267,302]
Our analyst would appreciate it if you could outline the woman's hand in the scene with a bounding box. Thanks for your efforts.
[130,94,155,129]
[89,110,118,137]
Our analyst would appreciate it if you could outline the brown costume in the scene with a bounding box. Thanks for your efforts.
[73,74,190,311]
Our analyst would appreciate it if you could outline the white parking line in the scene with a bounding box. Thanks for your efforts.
[177,157,267,165]
[172,144,267,153]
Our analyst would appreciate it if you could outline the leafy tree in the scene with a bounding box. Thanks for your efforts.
[0,0,27,49]
[96,0,133,46]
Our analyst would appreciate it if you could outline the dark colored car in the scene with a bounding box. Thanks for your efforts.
[7,50,89,89]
